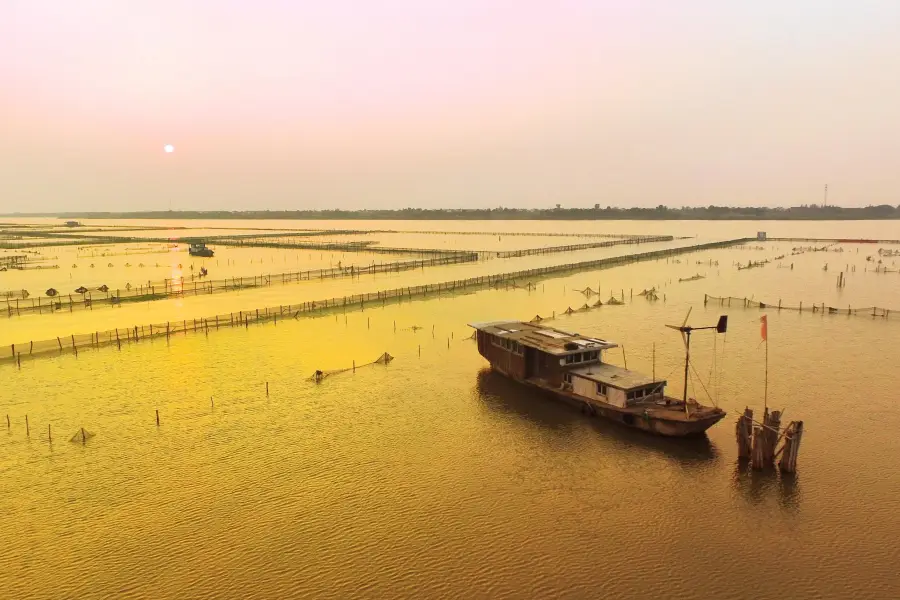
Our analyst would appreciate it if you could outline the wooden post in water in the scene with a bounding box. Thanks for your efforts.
[750,423,765,469]
[353,360,356,373]
[48,424,51,443]
[736,407,753,458]
[156,410,160,427]
[778,421,804,473]
[26,414,29,436]
[266,382,269,397]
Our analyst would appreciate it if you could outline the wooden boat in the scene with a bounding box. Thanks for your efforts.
[188,242,214,257]
[469,319,726,437]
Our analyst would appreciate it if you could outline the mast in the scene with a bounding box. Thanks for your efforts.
[665,311,728,418]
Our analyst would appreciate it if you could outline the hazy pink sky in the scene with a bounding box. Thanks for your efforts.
[2,1,899,211]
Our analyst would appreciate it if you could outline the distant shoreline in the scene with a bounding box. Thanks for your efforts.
[3,206,900,221]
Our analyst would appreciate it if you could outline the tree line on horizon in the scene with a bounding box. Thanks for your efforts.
[16,204,900,220]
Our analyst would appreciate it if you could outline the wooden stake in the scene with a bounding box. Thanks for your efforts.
[156,409,160,427]
[779,421,803,473]
[736,407,753,458]
[48,424,51,443]
[26,414,29,436]
[266,382,269,397]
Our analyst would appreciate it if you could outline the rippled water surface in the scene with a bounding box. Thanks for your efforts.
[2,219,899,599]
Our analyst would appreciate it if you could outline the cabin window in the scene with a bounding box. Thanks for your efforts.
[597,383,607,396]
[564,351,600,365]
[626,388,650,403]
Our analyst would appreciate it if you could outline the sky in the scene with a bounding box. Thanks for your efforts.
[2,1,899,212]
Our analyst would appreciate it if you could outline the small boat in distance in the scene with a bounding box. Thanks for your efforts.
[188,242,214,257]
[469,318,727,437]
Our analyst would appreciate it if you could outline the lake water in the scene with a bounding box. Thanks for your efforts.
[1,219,899,599]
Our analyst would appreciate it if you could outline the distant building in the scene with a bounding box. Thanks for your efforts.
[757,231,767,241]
[64,221,82,227]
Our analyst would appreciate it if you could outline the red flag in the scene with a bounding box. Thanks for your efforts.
[760,314,768,342]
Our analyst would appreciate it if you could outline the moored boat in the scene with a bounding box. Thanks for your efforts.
[188,242,214,257]
[469,319,726,437]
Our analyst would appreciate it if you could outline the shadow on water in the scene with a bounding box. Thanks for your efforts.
[475,368,719,466]
[731,459,802,511]
[475,368,580,431]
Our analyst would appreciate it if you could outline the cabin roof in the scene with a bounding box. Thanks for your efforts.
[468,320,618,355]
[570,363,664,391]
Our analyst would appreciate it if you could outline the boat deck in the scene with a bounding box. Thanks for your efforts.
[527,377,722,422]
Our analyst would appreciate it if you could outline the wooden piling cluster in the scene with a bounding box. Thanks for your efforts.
[3,238,750,365]
[736,407,803,473]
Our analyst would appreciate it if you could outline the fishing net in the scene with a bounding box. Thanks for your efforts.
[69,428,95,443]
[307,352,394,382]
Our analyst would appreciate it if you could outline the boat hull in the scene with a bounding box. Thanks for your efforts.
[491,365,725,437]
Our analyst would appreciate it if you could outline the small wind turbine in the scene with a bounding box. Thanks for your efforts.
[665,308,728,415]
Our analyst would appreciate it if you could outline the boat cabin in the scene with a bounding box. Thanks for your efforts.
[188,242,214,257]
[470,320,667,407]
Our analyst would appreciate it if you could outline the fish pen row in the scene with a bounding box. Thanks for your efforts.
[0,253,480,317]
[347,228,678,240]
[2,237,749,364]
[704,294,895,318]
[207,237,470,256]
[492,235,673,258]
